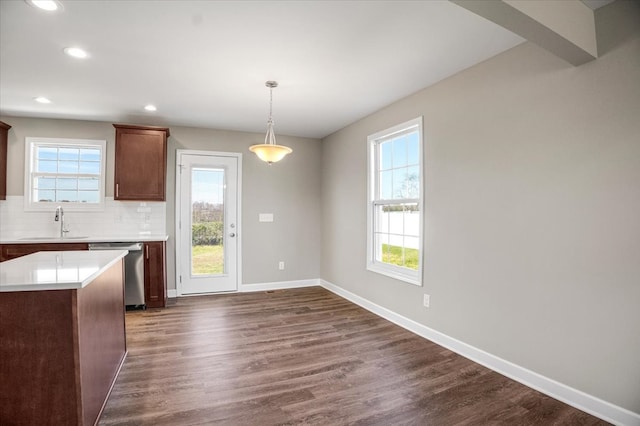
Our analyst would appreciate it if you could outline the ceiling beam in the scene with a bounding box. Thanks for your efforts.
[451,0,598,66]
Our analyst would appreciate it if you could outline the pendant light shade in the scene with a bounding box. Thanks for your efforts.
[249,143,293,163]
[249,81,292,164]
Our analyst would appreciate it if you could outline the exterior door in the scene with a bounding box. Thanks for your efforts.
[177,151,240,294]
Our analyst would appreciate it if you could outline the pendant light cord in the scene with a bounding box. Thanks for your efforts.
[264,84,277,145]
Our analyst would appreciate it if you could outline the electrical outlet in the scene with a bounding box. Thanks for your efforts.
[423,294,430,308]
[278,261,285,270]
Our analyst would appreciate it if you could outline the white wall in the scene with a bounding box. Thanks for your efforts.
[321,0,640,414]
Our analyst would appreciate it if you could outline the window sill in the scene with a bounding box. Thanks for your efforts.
[367,263,422,286]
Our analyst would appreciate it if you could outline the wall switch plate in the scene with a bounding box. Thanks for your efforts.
[279,261,285,270]
[259,213,274,222]
[423,294,430,308]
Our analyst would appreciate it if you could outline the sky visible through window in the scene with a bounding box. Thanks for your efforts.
[379,131,420,200]
[192,168,224,205]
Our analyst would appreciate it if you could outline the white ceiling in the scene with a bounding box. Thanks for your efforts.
[0,1,608,139]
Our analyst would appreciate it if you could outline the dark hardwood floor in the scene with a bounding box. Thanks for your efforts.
[100,287,608,425]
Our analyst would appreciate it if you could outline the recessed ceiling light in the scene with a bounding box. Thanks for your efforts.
[64,47,88,59]
[25,0,63,12]
[34,97,52,104]
[144,105,157,112]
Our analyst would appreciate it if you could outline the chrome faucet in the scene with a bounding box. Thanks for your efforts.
[54,206,69,238]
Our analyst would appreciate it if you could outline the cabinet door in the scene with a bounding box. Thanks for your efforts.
[0,243,89,262]
[144,241,166,308]
[113,125,169,201]
[0,121,10,201]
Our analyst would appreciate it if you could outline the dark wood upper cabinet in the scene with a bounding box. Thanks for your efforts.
[113,124,169,201]
[0,120,11,201]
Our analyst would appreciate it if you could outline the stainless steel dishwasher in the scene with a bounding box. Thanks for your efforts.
[89,242,145,309]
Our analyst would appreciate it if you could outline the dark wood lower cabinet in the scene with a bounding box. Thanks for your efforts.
[0,260,126,425]
[144,241,166,308]
[0,241,167,308]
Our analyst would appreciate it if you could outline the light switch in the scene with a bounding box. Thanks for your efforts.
[259,213,274,222]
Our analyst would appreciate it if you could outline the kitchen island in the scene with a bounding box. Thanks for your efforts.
[0,250,128,425]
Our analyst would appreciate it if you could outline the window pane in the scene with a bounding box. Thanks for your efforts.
[38,147,58,161]
[375,205,389,233]
[407,132,419,166]
[59,148,79,161]
[380,141,392,170]
[374,232,389,263]
[79,161,100,174]
[58,161,79,173]
[37,190,55,202]
[393,168,408,198]
[405,166,420,199]
[79,177,99,190]
[37,160,57,173]
[57,190,78,202]
[57,178,77,190]
[392,137,407,168]
[80,149,100,161]
[387,206,404,235]
[78,191,99,203]
[404,204,420,237]
[37,177,56,189]
[380,170,393,199]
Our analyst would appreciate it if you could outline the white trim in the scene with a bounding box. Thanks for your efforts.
[167,289,177,298]
[174,149,243,297]
[319,279,640,426]
[239,279,321,293]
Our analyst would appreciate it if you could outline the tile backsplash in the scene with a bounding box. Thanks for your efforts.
[0,196,166,239]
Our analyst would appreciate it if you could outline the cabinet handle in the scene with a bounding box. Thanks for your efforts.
[146,245,149,259]
[116,183,119,198]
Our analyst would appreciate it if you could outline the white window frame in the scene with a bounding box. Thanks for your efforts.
[367,117,423,286]
[24,137,107,211]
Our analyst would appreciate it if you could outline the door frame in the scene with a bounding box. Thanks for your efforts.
[175,149,242,296]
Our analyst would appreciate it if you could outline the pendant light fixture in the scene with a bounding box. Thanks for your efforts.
[249,81,292,164]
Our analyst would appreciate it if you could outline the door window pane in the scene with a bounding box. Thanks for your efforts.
[191,168,225,276]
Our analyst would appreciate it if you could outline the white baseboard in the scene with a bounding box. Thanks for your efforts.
[319,279,640,426]
[239,278,321,293]
[167,279,319,298]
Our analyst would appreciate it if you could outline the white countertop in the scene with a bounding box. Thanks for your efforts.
[0,250,128,292]
[0,234,169,244]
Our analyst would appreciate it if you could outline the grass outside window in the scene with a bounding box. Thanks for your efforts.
[381,243,419,270]
[192,245,224,274]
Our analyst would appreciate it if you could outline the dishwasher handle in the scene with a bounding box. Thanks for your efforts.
[89,242,143,251]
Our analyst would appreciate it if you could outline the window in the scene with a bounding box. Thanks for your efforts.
[367,117,423,285]
[24,137,106,211]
